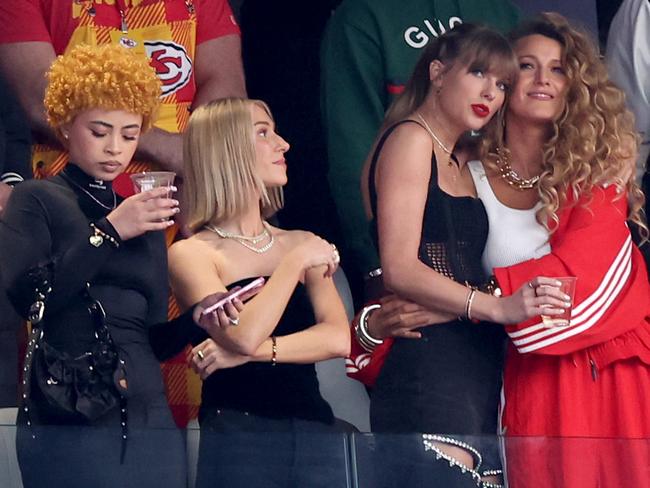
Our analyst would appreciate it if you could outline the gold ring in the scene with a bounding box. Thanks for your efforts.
[196,350,205,361]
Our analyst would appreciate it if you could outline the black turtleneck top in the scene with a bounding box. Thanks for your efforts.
[0,165,199,410]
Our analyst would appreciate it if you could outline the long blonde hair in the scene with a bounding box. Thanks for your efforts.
[486,13,645,236]
[182,98,284,232]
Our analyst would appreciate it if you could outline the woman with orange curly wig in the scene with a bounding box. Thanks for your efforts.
[0,44,231,488]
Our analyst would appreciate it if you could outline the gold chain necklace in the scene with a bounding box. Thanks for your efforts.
[495,148,540,191]
[416,113,453,157]
[205,222,275,254]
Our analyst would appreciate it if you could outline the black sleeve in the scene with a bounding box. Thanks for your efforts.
[145,232,169,326]
[0,74,31,184]
[148,307,208,361]
[0,182,119,318]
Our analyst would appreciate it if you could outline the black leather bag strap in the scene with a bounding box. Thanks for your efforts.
[22,326,41,424]
[21,269,128,461]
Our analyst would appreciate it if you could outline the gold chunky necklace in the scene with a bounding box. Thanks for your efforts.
[495,148,540,191]
[205,222,275,254]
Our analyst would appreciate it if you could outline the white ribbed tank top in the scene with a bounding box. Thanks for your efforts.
[467,160,551,275]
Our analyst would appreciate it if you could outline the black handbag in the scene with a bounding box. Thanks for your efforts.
[23,265,126,423]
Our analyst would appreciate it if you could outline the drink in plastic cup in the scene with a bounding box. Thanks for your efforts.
[130,171,176,196]
[130,171,176,221]
[541,276,577,327]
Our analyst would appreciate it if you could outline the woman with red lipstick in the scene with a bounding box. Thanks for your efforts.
[0,44,238,488]
[167,98,351,488]
[353,23,567,487]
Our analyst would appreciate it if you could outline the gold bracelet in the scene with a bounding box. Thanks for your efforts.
[271,336,277,366]
[466,289,477,321]
[89,223,120,249]
[463,288,472,319]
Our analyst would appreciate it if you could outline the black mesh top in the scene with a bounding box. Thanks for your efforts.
[368,120,489,288]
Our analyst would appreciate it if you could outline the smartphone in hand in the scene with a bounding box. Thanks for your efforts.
[200,277,265,317]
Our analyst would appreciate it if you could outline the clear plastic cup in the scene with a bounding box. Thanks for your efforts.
[130,171,176,221]
[541,276,577,328]
[130,171,176,196]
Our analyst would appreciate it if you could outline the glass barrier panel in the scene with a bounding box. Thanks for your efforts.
[351,433,650,488]
[0,420,352,488]
[3,426,650,488]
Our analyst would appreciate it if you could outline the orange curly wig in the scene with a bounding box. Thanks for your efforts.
[44,44,161,133]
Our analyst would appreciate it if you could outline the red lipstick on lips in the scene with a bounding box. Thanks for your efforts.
[471,104,490,117]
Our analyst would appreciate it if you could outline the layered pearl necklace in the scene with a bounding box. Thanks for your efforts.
[205,221,275,254]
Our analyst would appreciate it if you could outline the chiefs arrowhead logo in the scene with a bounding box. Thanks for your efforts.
[345,354,372,374]
[144,41,193,96]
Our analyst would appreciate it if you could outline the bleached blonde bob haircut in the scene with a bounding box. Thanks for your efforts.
[44,43,161,137]
[183,98,284,232]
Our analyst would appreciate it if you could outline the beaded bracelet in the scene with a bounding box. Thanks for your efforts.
[89,223,120,249]
[271,336,277,366]
[355,304,383,352]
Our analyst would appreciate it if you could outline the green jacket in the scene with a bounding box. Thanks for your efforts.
[321,0,520,274]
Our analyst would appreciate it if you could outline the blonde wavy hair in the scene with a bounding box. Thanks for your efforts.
[484,13,645,237]
[182,98,284,232]
[44,44,161,136]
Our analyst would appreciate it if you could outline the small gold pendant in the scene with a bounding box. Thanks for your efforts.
[89,235,103,248]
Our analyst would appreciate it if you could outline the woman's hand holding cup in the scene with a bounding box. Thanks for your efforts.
[107,186,180,241]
